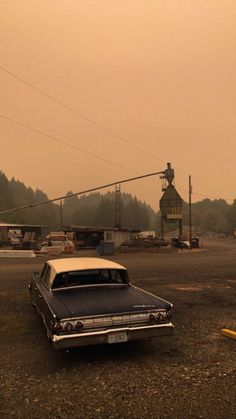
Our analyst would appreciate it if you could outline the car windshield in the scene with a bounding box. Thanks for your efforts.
[52,269,128,289]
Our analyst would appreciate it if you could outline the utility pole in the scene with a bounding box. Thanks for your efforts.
[60,200,63,231]
[189,175,192,250]
[114,184,121,229]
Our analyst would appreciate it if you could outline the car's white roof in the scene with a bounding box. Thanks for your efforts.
[47,257,126,274]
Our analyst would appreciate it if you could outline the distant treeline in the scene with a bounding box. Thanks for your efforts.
[0,170,236,235]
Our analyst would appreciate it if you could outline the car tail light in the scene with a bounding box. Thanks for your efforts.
[156,312,165,321]
[148,313,156,324]
[64,321,74,332]
[53,321,63,332]
[75,320,84,330]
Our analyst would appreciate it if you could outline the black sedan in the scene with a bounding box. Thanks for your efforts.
[29,257,174,349]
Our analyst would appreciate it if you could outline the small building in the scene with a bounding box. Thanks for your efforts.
[62,226,104,248]
[0,224,8,242]
[103,229,131,249]
[0,223,46,243]
[63,225,133,250]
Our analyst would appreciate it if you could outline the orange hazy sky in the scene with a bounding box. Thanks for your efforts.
[1,1,236,210]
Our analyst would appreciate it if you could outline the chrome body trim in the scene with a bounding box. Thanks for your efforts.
[52,322,174,349]
[59,308,170,323]
[52,283,128,292]
[29,282,57,319]
[134,285,173,308]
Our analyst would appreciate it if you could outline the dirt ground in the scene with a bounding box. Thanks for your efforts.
[0,238,235,418]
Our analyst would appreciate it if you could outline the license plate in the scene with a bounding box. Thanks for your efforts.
[108,332,127,344]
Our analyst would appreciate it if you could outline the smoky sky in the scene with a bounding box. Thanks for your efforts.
[1,1,236,209]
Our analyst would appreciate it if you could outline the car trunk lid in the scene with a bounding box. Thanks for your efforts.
[51,285,171,318]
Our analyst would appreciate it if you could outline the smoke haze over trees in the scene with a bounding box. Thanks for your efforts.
[0,170,235,235]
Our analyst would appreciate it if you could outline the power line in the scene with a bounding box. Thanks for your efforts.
[0,65,166,163]
[191,175,222,201]
[1,66,232,203]
[192,192,234,201]
[0,113,141,175]
[174,170,233,204]
[176,186,234,203]
[0,169,165,215]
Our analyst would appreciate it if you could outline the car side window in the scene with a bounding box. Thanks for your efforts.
[40,264,48,279]
[110,270,128,284]
[40,264,51,288]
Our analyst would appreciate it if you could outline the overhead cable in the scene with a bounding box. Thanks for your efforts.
[192,192,234,201]
[0,113,141,174]
[1,66,231,203]
[1,65,225,201]
[0,169,165,215]
[0,65,165,163]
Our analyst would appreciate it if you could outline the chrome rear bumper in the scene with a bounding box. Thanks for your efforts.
[52,322,174,349]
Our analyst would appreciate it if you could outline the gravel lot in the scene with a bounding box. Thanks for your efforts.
[0,238,235,418]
